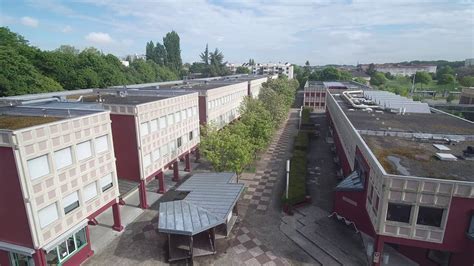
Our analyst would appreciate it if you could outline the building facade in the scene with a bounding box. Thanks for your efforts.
[0,107,123,266]
[252,63,293,79]
[326,89,474,266]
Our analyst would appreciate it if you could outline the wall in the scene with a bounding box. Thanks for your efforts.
[0,147,34,247]
[198,96,207,125]
[10,111,119,249]
[0,250,9,265]
[334,190,376,236]
[110,114,140,182]
[206,82,248,128]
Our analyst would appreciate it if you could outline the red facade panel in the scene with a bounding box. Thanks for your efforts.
[110,114,140,182]
[0,147,34,248]
[198,96,207,125]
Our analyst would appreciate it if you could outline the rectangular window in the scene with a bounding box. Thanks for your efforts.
[161,144,169,156]
[427,249,451,266]
[63,191,79,214]
[54,147,73,170]
[192,106,197,116]
[177,137,182,148]
[417,207,444,227]
[140,122,150,137]
[174,112,180,123]
[167,114,174,125]
[38,203,58,228]
[386,203,412,223]
[182,134,188,145]
[150,119,158,132]
[143,153,151,168]
[181,110,187,120]
[27,154,50,180]
[46,227,88,265]
[76,141,92,161]
[187,108,192,118]
[159,116,166,129]
[83,182,98,202]
[169,141,176,153]
[95,135,109,154]
[100,173,113,192]
[152,148,160,162]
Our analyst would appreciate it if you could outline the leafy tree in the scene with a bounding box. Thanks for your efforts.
[236,66,250,74]
[339,70,352,81]
[385,72,395,80]
[414,71,432,89]
[370,72,387,86]
[248,58,255,66]
[446,93,455,103]
[55,45,79,55]
[0,47,63,96]
[459,76,474,87]
[366,63,376,76]
[163,31,182,73]
[154,42,167,66]
[321,66,340,80]
[436,66,454,80]
[200,44,209,66]
[353,77,367,84]
[130,59,156,83]
[239,97,275,152]
[145,41,155,62]
[438,74,455,85]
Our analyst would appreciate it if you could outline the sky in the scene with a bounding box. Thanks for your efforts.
[0,0,473,65]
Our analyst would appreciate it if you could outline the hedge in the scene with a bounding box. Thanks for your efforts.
[283,149,307,205]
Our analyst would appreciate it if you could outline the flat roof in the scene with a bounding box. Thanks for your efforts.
[363,135,474,181]
[158,172,244,236]
[336,96,474,135]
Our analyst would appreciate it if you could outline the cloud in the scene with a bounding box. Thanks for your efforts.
[61,25,72,33]
[21,16,39,27]
[85,32,114,44]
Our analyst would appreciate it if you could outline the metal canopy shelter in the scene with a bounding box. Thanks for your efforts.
[158,172,244,262]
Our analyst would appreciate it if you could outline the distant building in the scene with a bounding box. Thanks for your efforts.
[359,64,437,76]
[120,60,129,67]
[459,87,474,104]
[252,63,293,79]
[465,58,474,67]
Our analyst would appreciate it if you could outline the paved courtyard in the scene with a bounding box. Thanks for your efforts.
[85,109,316,265]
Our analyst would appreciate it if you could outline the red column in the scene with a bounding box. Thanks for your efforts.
[372,235,384,266]
[184,153,191,172]
[172,161,180,182]
[156,171,166,194]
[33,249,46,266]
[112,203,124,232]
[194,148,200,162]
[139,180,149,209]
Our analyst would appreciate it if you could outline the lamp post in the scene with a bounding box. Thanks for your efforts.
[299,106,303,130]
[286,159,290,199]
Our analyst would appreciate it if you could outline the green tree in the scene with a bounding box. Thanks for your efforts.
[366,63,376,76]
[339,70,352,81]
[459,76,474,87]
[163,31,182,73]
[436,66,454,80]
[236,66,250,74]
[353,77,367,84]
[200,44,209,66]
[145,41,155,62]
[321,67,341,80]
[239,97,275,152]
[446,93,455,103]
[438,74,455,85]
[414,71,432,89]
[154,42,167,66]
[370,72,387,86]
[248,58,255,66]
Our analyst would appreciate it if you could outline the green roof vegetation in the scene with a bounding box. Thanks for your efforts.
[0,115,62,130]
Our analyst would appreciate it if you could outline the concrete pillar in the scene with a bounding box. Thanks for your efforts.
[172,161,180,182]
[184,153,192,172]
[112,203,124,232]
[372,235,384,266]
[156,171,166,194]
[139,180,149,209]
[33,249,46,266]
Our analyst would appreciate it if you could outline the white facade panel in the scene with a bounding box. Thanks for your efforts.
[38,203,59,229]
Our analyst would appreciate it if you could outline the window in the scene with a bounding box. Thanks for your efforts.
[193,106,197,116]
[367,184,373,203]
[54,147,73,170]
[38,203,59,228]
[374,195,379,211]
[187,108,192,118]
[9,252,33,266]
[27,155,50,180]
[167,114,174,125]
[95,135,109,154]
[160,144,169,156]
[63,191,79,214]
[159,116,166,129]
[467,213,474,240]
[100,173,113,192]
[177,137,182,148]
[386,203,412,223]
[150,119,158,132]
[83,182,98,202]
[46,227,88,265]
[417,207,444,227]
[181,110,187,120]
[143,153,151,168]
[169,141,176,153]
[427,249,451,266]
[175,112,181,123]
[140,122,150,137]
[76,141,92,161]
[152,148,160,162]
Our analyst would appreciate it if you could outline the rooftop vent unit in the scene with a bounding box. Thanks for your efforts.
[435,153,458,161]
[433,144,451,151]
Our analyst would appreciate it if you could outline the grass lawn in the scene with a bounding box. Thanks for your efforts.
[377,76,461,97]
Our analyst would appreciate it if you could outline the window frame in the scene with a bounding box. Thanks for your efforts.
[63,191,80,215]
[386,203,412,224]
[27,154,50,181]
[100,173,113,192]
[94,135,109,154]
[83,181,98,202]
[417,206,445,228]
[76,140,92,161]
[46,227,88,265]
[54,146,73,171]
